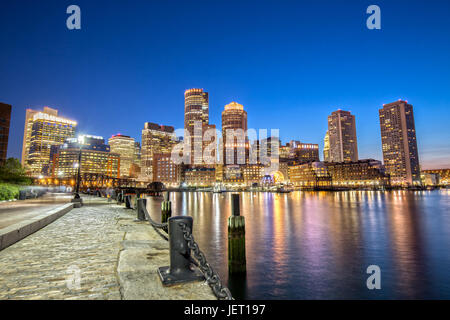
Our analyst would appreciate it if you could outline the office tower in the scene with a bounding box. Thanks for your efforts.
[0,103,12,165]
[221,102,248,165]
[141,122,177,180]
[184,88,214,165]
[22,107,77,177]
[108,134,135,178]
[327,109,358,162]
[379,100,421,186]
[184,88,209,130]
[51,135,120,178]
[323,132,330,162]
[134,141,141,166]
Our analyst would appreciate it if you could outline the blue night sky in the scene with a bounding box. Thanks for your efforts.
[1,0,449,169]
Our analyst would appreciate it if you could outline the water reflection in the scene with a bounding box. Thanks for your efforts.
[146,190,450,299]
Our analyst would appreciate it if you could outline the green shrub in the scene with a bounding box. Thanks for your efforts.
[0,184,20,201]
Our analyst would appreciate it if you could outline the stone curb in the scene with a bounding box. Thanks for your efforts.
[0,203,74,251]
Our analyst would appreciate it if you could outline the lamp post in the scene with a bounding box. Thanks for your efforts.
[71,147,83,207]
[74,148,81,198]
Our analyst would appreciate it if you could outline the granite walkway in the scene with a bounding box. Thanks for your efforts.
[0,197,216,300]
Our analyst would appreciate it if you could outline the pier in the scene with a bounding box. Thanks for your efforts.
[0,194,218,300]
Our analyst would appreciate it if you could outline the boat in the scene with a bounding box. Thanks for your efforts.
[275,186,292,193]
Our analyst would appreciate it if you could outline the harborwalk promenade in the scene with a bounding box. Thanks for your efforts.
[0,195,215,300]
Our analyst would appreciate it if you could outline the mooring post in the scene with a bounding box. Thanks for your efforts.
[158,216,204,286]
[161,191,172,224]
[137,198,147,221]
[134,191,140,209]
[117,190,124,204]
[125,194,132,209]
[228,193,246,274]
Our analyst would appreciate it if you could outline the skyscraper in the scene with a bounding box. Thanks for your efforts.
[0,103,12,166]
[379,100,421,186]
[22,107,77,176]
[184,88,212,165]
[221,102,248,165]
[184,88,209,131]
[108,134,136,178]
[323,131,330,162]
[327,110,358,162]
[141,122,177,180]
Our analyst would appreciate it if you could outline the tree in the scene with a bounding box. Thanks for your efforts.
[0,158,31,185]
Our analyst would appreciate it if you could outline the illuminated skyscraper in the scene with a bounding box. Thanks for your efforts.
[0,103,11,165]
[323,131,330,162]
[184,88,209,131]
[22,107,77,176]
[141,122,177,180]
[108,134,136,178]
[221,102,248,165]
[327,110,358,162]
[379,100,420,186]
[184,88,212,165]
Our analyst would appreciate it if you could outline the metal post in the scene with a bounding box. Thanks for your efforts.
[158,216,204,286]
[125,194,132,209]
[161,191,172,224]
[137,198,147,221]
[228,193,246,274]
[71,148,83,208]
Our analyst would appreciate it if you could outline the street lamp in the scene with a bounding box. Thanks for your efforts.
[71,146,83,207]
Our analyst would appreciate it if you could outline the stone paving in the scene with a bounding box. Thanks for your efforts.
[0,198,124,300]
[0,196,217,300]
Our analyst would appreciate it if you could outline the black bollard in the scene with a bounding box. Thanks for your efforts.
[117,191,124,204]
[137,198,147,221]
[228,193,246,274]
[125,195,132,209]
[158,216,204,286]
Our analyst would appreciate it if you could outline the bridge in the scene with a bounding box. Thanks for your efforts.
[32,173,167,196]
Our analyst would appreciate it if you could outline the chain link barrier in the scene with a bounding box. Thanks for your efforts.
[141,205,169,241]
[179,221,233,300]
[134,198,233,300]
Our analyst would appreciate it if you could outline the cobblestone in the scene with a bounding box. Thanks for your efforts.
[0,199,124,300]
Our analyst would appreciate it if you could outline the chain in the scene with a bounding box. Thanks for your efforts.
[142,204,168,229]
[139,202,169,241]
[179,222,233,300]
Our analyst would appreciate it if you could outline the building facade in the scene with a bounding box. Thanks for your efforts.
[324,159,389,187]
[141,122,177,181]
[421,169,449,186]
[327,110,358,162]
[108,134,135,178]
[323,132,330,162]
[222,102,248,165]
[184,167,216,187]
[152,153,180,186]
[184,88,210,165]
[22,107,77,177]
[0,103,12,165]
[289,162,332,188]
[379,100,421,186]
[51,135,120,179]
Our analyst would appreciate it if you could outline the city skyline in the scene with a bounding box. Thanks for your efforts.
[1,1,450,169]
